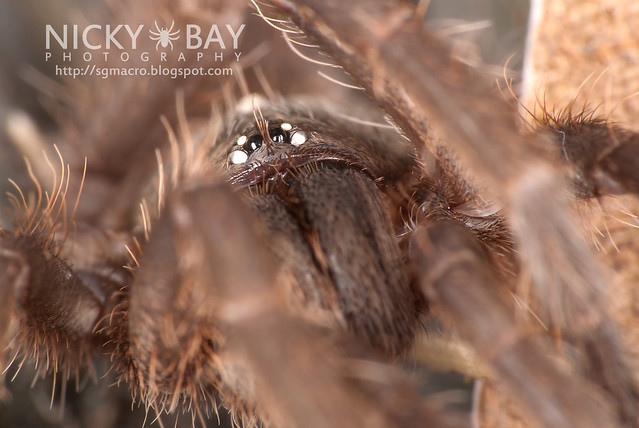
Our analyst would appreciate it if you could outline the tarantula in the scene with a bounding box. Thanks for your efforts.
[2,0,639,427]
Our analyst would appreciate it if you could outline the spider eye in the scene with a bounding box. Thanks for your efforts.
[228,133,263,165]
[269,128,287,144]
[290,131,307,146]
[245,135,263,154]
[229,150,249,165]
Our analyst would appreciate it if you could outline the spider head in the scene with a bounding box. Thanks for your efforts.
[213,97,415,190]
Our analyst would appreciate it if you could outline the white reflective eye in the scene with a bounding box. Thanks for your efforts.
[236,135,247,146]
[229,150,249,164]
[290,131,307,146]
[280,122,292,131]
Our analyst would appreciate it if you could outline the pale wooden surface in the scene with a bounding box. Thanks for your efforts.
[522,0,639,129]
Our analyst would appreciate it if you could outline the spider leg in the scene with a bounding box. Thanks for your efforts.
[0,230,110,384]
[0,246,27,382]
[409,220,617,428]
[537,118,639,424]
[111,181,459,427]
[549,120,639,197]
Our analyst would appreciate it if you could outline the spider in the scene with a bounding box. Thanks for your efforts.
[149,20,180,51]
[2,0,639,427]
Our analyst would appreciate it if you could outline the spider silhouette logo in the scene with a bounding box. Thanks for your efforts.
[148,20,180,51]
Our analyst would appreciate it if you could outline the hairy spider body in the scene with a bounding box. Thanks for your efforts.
[217,100,424,357]
[3,0,639,427]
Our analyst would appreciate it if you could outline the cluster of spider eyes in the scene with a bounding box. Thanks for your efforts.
[228,122,308,165]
